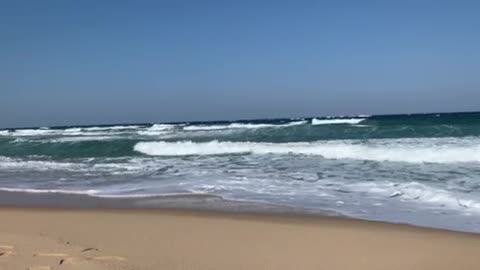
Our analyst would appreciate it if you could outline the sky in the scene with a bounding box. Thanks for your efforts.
[1,1,480,128]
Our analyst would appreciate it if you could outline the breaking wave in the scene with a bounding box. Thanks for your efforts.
[311,118,366,125]
[133,138,480,163]
[183,120,307,131]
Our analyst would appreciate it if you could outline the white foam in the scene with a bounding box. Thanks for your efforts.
[272,120,308,127]
[62,131,117,136]
[352,181,480,212]
[183,125,230,131]
[10,138,28,143]
[137,130,169,136]
[0,156,156,176]
[83,125,141,131]
[133,138,480,163]
[8,125,143,137]
[136,124,176,136]
[0,187,206,199]
[183,121,307,131]
[64,128,82,133]
[0,187,100,196]
[0,157,80,170]
[149,124,176,131]
[311,118,365,125]
[12,129,57,136]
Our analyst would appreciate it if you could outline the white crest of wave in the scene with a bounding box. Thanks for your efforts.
[311,118,365,125]
[133,139,480,163]
[12,129,57,136]
[151,124,176,130]
[0,187,100,196]
[137,124,176,136]
[149,124,176,131]
[83,125,141,131]
[137,130,169,136]
[64,128,82,133]
[9,125,144,137]
[183,123,272,131]
[183,120,307,131]
[183,125,229,131]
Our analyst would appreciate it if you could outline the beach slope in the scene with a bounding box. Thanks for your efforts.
[1,208,479,270]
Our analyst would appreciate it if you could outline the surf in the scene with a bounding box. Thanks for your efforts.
[133,137,480,163]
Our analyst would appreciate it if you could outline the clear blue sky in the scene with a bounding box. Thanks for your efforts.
[1,1,479,128]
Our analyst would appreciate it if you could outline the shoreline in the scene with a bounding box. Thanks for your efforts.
[0,190,336,215]
[0,189,477,235]
[1,206,480,270]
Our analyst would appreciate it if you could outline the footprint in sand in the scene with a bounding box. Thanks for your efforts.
[27,267,52,270]
[31,253,70,269]
[32,250,127,267]
[33,252,69,257]
[0,250,14,257]
[0,245,14,257]
[88,255,127,261]
[81,247,99,252]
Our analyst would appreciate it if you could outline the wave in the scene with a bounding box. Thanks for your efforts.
[183,120,307,131]
[137,130,170,136]
[352,181,480,212]
[4,128,104,137]
[311,118,366,125]
[64,128,82,133]
[0,156,79,170]
[0,187,212,199]
[3,125,144,137]
[0,156,167,174]
[183,124,270,131]
[133,138,480,163]
[82,125,141,131]
[148,124,176,131]
[0,187,101,196]
[11,129,58,136]
[0,187,164,198]
[136,124,177,136]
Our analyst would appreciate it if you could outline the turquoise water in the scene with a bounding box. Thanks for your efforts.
[2,112,480,158]
[1,112,480,232]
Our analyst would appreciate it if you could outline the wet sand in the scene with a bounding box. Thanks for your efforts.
[1,207,480,270]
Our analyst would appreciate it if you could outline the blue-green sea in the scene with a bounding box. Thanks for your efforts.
[2,112,480,232]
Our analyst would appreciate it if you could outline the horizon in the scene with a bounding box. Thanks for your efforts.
[1,109,479,130]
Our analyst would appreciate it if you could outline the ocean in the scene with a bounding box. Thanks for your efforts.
[1,112,480,232]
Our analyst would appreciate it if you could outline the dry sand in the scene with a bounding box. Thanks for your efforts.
[1,207,480,270]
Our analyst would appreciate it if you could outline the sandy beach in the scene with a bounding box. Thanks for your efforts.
[1,207,480,270]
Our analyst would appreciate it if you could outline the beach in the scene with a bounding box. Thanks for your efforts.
[1,207,480,270]
[2,115,480,269]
